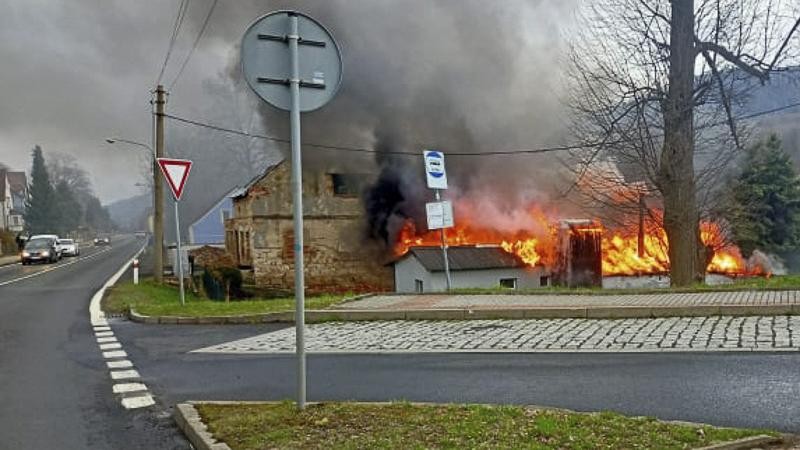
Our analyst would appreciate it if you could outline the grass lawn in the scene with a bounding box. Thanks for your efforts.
[195,402,774,450]
[103,279,346,317]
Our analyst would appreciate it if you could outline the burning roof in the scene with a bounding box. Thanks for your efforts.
[392,199,752,278]
[399,246,528,272]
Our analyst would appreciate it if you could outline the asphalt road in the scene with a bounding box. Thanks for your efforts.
[0,235,188,450]
[113,320,800,434]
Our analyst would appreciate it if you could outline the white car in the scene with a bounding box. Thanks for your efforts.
[59,239,79,257]
[29,234,63,258]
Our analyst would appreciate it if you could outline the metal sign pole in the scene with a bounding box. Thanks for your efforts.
[287,13,307,410]
[174,199,185,306]
[241,10,341,412]
[435,189,452,291]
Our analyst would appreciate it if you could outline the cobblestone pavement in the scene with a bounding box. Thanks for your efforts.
[336,291,800,310]
[193,316,800,354]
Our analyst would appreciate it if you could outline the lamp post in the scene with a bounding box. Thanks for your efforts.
[106,137,164,283]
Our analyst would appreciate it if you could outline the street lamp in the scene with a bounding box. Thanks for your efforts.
[105,138,154,158]
[106,137,165,283]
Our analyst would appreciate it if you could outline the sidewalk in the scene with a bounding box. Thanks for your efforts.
[0,254,19,267]
[328,290,800,319]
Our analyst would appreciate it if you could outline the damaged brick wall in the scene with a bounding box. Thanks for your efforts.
[225,161,394,294]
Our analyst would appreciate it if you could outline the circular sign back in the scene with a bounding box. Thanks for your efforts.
[241,11,343,112]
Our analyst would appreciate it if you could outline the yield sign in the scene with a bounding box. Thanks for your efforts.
[157,158,192,200]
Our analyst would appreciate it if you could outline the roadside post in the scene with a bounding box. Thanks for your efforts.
[241,10,343,410]
[423,150,453,291]
[156,157,193,307]
[132,259,139,285]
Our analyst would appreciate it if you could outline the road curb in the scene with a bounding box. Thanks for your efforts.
[0,256,19,267]
[175,401,787,450]
[693,434,782,449]
[128,304,800,325]
[174,403,231,450]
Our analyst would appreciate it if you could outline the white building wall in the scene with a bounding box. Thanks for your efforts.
[395,254,547,293]
[394,256,432,293]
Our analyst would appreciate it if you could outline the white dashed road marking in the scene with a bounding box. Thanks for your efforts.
[113,383,148,394]
[103,350,127,359]
[121,395,155,409]
[100,343,122,350]
[0,246,114,287]
[110,369,141,380]
[88,242,156,409]
[107,360,133,369]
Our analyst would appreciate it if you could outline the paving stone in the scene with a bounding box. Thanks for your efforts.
[191,316,800,354]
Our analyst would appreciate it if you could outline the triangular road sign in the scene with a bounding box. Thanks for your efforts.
[157,158,192,201]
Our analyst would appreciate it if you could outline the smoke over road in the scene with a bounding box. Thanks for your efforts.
[212,0,578,245]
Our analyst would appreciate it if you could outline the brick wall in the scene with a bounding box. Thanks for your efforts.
[225,161,393,294]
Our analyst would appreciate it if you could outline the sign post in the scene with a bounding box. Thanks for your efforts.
[423,150,453,291]
[157,157,193,307]
[241,11,342,410]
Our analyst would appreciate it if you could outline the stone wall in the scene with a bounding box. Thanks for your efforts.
[225,161,394,294]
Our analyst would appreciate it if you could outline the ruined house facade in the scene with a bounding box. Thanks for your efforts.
[224,161,394,294]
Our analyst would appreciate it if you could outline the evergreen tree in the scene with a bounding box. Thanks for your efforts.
[24,146,57,234]
[84,196,113,232]
[726,135,800,256]
[54,180,82,235]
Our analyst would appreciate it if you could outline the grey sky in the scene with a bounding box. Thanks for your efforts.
[0,0,575,204]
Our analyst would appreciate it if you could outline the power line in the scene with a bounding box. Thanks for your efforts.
[168,0,218,91]
[161,100,800,157]
[156,0,190,86]
[162,113,612,156]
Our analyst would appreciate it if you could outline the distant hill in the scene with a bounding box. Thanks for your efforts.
[107,193,150,231]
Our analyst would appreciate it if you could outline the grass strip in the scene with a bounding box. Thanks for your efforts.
[195,401,773,450]
[103,279,346,317]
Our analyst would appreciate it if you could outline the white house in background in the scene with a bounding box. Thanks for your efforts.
[0,170,11,231]
[6,171,27,232]
[392,245,549,293]
[0,170,27,232]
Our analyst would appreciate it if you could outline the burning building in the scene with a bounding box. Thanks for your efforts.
[224,161,393,294]
[393,245,549,293]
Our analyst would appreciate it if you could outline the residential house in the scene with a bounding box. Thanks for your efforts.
[0,170,11,231]
[6,171,27,232]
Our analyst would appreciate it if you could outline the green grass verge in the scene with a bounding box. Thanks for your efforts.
[102,279,347,317]
[448,274,800,296]
[195,402,774,450]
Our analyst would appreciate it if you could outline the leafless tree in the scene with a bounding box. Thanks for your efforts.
[46,152,95,203]
[566,0,800,285]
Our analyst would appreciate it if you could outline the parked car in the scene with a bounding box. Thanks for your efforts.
[93,237,110,246]
[29,235,63,258]
[59,239,80,257]
[21,238,59,264]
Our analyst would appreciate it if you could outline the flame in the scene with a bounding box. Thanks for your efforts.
[393,202,749,277]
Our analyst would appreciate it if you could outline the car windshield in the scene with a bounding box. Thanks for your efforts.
[25,239,52,250]
[61,239,73,244]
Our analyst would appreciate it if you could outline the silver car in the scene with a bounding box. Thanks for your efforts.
[59,239,80,257]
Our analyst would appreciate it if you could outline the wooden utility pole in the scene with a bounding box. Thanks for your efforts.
[153,85,166,283]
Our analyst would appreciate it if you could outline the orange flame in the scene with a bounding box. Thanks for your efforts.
[394,203,748,276]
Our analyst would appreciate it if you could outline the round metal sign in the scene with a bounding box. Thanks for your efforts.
[241,11,343,112]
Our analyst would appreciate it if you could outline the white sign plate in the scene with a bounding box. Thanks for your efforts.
[423,150,448,190]
[426,200,454,230]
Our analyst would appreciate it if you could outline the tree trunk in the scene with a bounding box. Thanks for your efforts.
[660,0,703,286]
